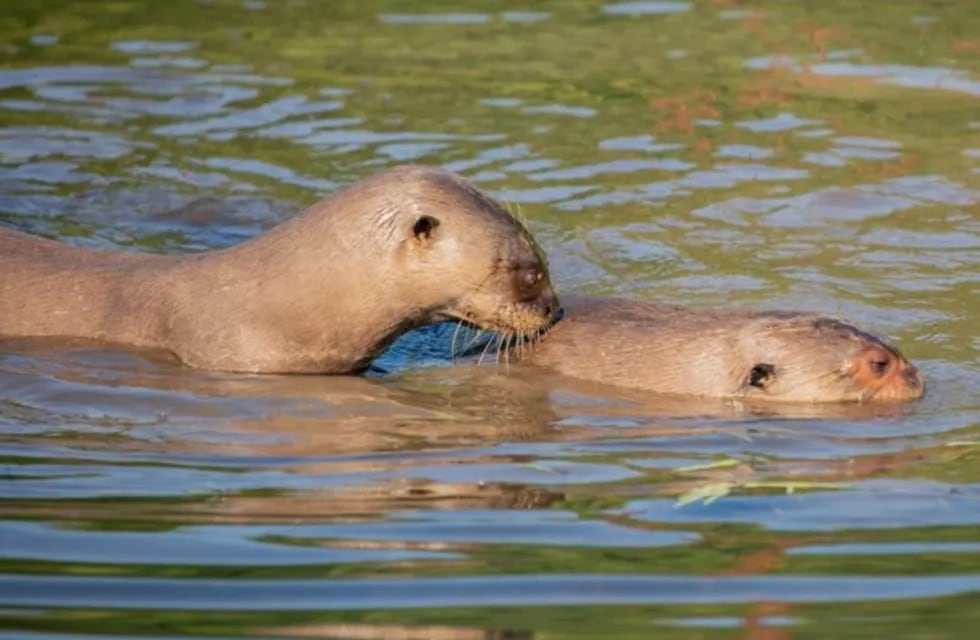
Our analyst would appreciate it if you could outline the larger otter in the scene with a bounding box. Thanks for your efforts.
[515,296,924,404]
[0,165,559,373]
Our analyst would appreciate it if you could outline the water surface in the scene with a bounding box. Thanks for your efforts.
[1,1,978,638]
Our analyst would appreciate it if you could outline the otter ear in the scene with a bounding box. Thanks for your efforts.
[748,363,775,389]
[412,215,440,242]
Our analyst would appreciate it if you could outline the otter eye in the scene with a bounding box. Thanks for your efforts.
[513,265,545,299]
[748,363,775,389]
[868,353,891,376]
[412,215,439,240]
[522,268,543,288]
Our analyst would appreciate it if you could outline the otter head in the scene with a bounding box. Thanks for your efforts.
[382,166,560,338]
[734,315,925,404]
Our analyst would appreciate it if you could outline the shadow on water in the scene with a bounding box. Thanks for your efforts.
[0,0,978,638]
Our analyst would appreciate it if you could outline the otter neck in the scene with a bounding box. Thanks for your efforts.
[178,207,439,373]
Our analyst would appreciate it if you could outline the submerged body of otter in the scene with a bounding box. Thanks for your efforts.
[0,165,559,374]
[520,296,924,404]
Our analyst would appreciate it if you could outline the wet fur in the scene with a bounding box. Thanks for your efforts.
[0,165,557,374]
[520,296,922,403]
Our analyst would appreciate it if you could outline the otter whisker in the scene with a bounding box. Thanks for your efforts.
[795,367,868,402]
[529,330,543,354]
[477,332,499,367]
[503,199,529,228]
[522,331,535,359]
[496,331,507,368]
[465,328,489,354]
[450,320,463,362]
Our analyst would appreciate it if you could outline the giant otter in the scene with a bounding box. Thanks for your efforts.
[0,165,559,374]
[512,296,924,404]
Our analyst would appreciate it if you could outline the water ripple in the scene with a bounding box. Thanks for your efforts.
[603,2,692,16]
[1,573,976,611]
[0,2,977,632]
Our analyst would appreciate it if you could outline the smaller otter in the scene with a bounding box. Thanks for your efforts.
[0,165,559,374]
[519,296,924,404]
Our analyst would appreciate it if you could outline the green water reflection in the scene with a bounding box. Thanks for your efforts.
[1,0,978,638]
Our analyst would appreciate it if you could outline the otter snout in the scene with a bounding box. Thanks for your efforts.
[877,359,925,401]
[851,343,925,402]
[533,289,560,325]
[900,362,925,395]
[509,287,560,336]
[503,258,561,333]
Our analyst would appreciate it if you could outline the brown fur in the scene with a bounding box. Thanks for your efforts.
[521,296,924,403]
[0,165,558,373]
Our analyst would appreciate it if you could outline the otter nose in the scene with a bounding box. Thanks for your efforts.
[534,290,559,321]
[902,364,924,391]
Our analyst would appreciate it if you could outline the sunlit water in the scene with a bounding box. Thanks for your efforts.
[1,1,978,638]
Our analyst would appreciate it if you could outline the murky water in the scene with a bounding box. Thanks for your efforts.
[1,1,978,638]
